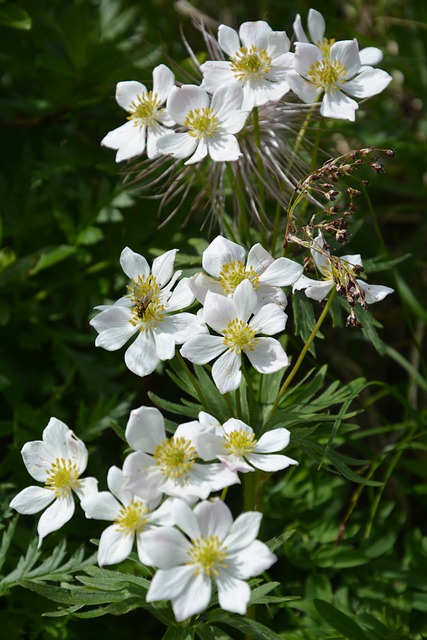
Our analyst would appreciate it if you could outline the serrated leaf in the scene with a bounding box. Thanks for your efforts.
[314,599,370,640]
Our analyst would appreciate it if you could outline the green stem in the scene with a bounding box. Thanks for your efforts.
[175,351,209,412]
[241,359,256,428]
[269,290,336,417]
[226,162,249,244]
[235,385,243,420]
[243,470,256,512]
[252,107,268,238]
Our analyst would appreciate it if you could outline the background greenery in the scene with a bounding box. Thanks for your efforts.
[0,0,426,638]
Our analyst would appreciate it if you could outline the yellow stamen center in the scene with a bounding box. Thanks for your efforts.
[218,260,260,295]
[307,39,346,92]
[127,274,164,328]
[44,458,79,498]
[127,91,163,128]
[114,500,148,535]
[224,429,257,456]
[153,436,197,480]
[223,319,257,355]
[184,107,218,139]
[188,535,228,577]
[230,45,272,81]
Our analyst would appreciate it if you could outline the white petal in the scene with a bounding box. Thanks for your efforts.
[233,280,257,322]
[42,417,71,459]
[267,31,291,57]
[101,120,136,150]
[172,499,201,539]
[81,491,120,521]
[344,67,392,98]
[152,249,177,287]
[293,14,308,43]
[330,39,361,79]
[357,280,394,304]
[194,499,233,539]
[359,47,383,66]
[167,277,196,311]
[73,477,98,501]
[107,466,131,505]
[90,304,132,333]
[256,428,290,452]
[247,452,298,472]
[125,406,165,453]
[97,525,134,566]
[141,527,191,568]
[167,85,209,125]
[287,71,320,103]
[239,21,272,50]
[225,511,262,551]
[212,349,242,394]
[218,24,240,56]
[185,138,208,165]
[91,309,138,351]
[173,572,212,622]
[203,291,237,333]
[115,128,147,162]
[217,572,250,615]
[157,132,197,159]
[153,329,175,361]
[37,495,74,545]
[146,122,172,158]
[152,64,175,104]
[147,565,195,602]
[160,313,206,344]
[307,9,325,44]
[293,276,334,301]
[211,84,243,123]
[120,246,150,280]
[246,338,288,373]
[208,133,241,162]
[321,90,358,121]
[294,42,322,77]
[233,539,277,578]
[20,442,52,482]
[10,486,55,514]
[249,303,287,336]
[124,331,160,377]
[203,236,245,277]
[200,61,236,94]
[246,244,273,273]
[180,334,226,365]
[115,81,147,111]
[260,257,303,286]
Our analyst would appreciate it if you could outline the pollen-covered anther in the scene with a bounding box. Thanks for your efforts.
[307,41,347,91]
[188,535,228,577]
[128,91,162,127]
[230,45,272,81]
[225,429,257,457]
[218,260,260,295]
[153,436,197,480]
[223,319,257,354]
[128,273,164,327]
[44,458,80,498]
[184,107,218,139]
[114,500,148,535]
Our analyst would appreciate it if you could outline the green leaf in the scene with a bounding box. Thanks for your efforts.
[29,245,77,275]
[314,599,370,640]
[0,4,31,29]
[162,627,194,640]
[292,292,323,356]
[207,610,282,640]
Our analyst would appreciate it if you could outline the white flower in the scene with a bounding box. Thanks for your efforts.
[122,406,239,502]
[287,37,392,121]
[195,417,298,474]
[293,8,384,66]
[9,418,98,546]
[81,466,173,566]
[143,498,277,621]
[157,84,248,165]
[189,235,303,308]
[200,21,294,110]
[90,247,207,378]
[101,64,175,162]
[180,280,289,394]
[293,231,394,303]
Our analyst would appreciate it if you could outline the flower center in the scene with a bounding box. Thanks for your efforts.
[127,91,162,128]
[218,260,260,295]
[188,535,228,577]
[224,428,257,456]
[128,274,165,328]
[153,436,197,480]
[230,45,272,81]
[184,107,218,139]
[223,319,257,355]
[307,39,346,91]
[44,458,79,498]
[114,500,148,535]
